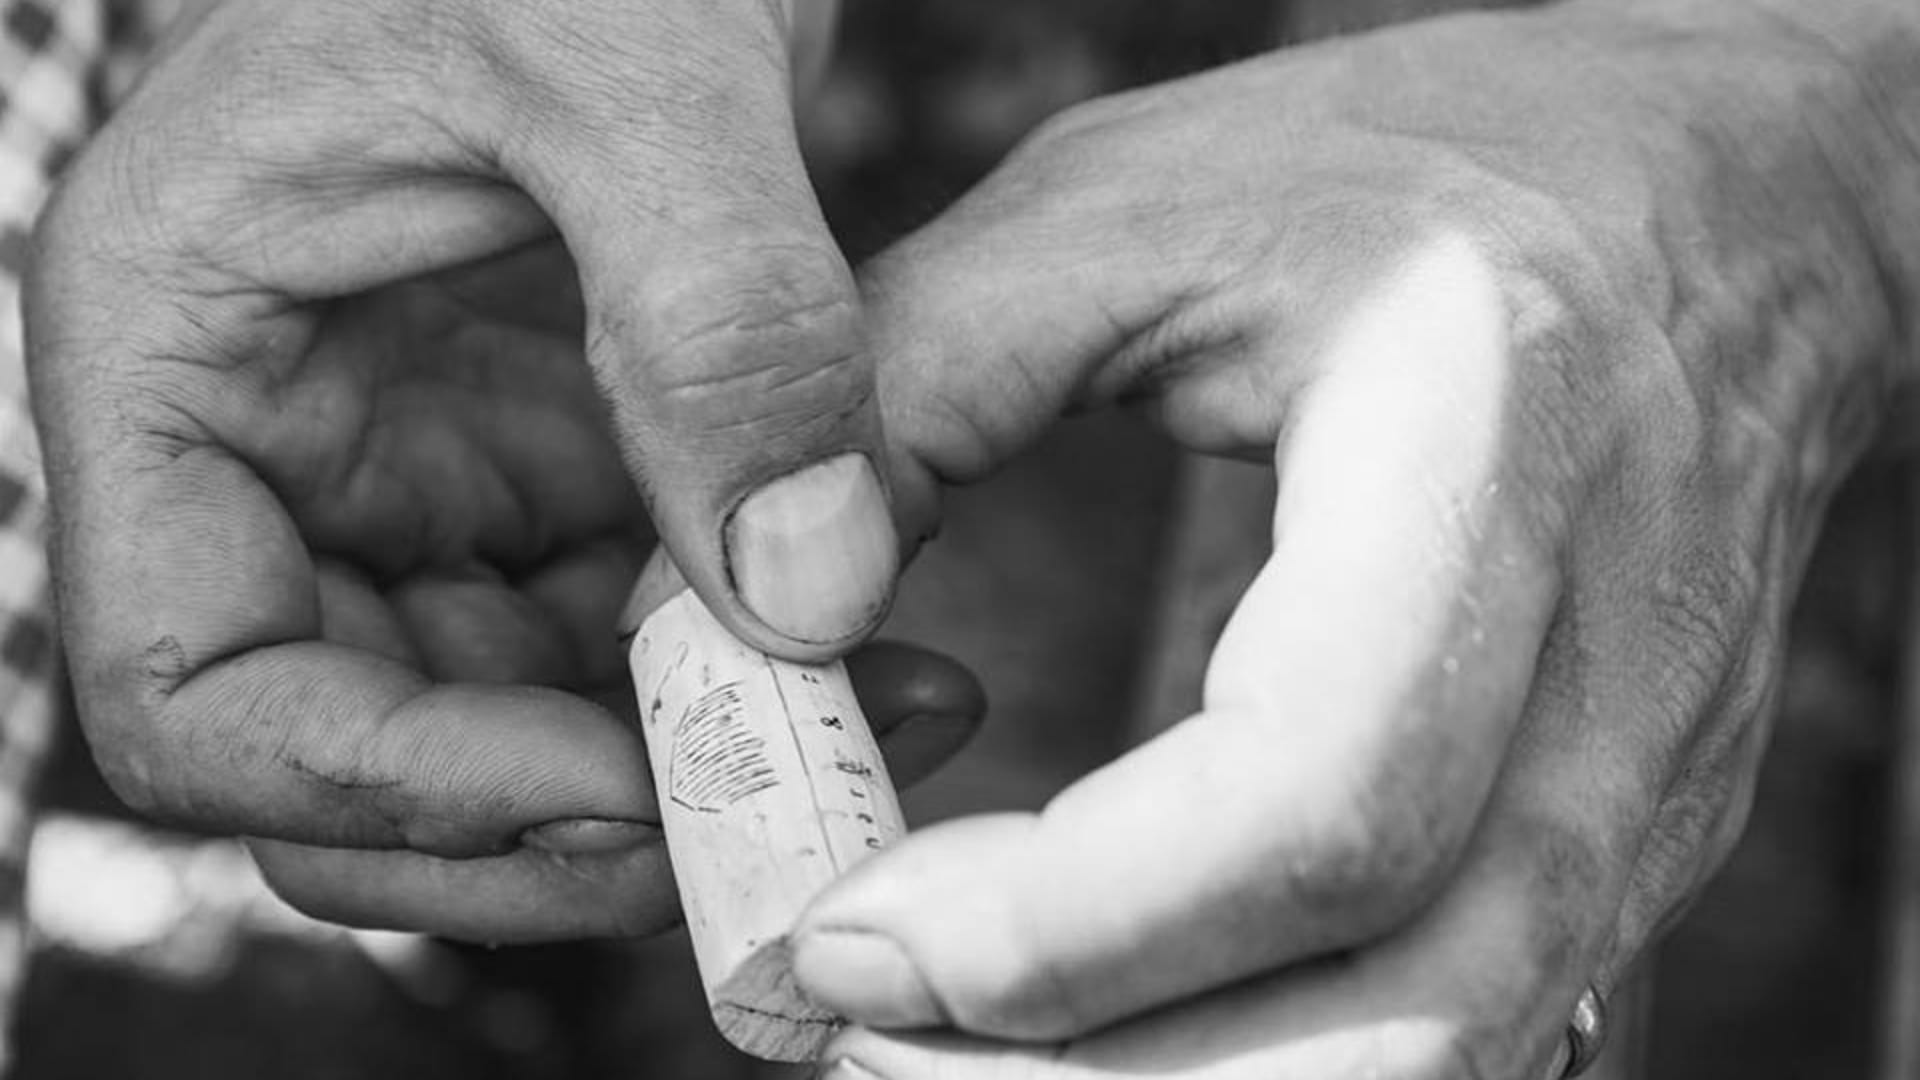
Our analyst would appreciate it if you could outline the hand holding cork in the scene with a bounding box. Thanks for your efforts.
[624,551,980,1061]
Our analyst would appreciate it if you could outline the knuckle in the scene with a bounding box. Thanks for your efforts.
[621,245,869,436]
[72,659,190,825]
[85,737,168,820]
[1014,91,1139,166]
[991,96,1144,207]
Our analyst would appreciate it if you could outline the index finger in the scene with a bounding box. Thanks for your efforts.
[791,237,1570,1040]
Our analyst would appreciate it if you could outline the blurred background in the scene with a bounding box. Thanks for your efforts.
[14,1,1911,1076]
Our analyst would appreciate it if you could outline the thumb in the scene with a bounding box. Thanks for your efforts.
[504,1,891,661]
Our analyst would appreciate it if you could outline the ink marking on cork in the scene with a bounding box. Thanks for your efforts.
[832,755,874,781]
[669,680,780,813]
[646,643,690,729]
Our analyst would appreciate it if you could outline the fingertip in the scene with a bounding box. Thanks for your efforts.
[873,711,977,789]
[792,929,947,1030]
[846,641,988,732]
[847,640,985,787]
[794,814,1076,1040]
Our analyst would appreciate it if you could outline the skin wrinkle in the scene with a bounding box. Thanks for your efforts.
[486,5,795,231]
[697,377,872,445]
[637,237,852,338]
[1609,694,1774,987]
[650,331,864,409]
[669,290,857,345]
[359,0,503,158]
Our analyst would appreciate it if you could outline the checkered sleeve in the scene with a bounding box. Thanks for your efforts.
[0,0,113,1069]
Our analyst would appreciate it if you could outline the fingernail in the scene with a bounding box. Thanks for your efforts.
[520,818,659,856]
[792,929,944,1029]
[816,1058,885,1080]
[728,453,897,644]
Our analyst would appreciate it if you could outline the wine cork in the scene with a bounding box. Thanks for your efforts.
[624,558,906,1062]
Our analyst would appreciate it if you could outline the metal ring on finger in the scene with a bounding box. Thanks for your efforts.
[1561,986,1608,1078]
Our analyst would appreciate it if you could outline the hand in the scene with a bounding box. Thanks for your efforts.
[792,3,1916,1076]
[24,0,956,941]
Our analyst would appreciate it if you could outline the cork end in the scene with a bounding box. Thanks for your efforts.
[618,551,690,639]
[710,937,843,1062]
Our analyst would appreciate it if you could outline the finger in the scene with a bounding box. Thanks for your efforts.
[24,321,656,855]
[819,603,1689,1080]
[822,805,1618,1080]
[494,0,896,661]
[390,564,581,687]
[859,103,1243,527]
[248,835,678,943]
[794,239,1566,1041]
[247,639,983,941]
[517,537,653,693]
[316,558,423,669]
[849,640,988,789]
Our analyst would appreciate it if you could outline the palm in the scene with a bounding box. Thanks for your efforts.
[231,243,647,695]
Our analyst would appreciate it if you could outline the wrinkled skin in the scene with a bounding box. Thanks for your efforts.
[789,3,1920,1078]
[25,0,986,943]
